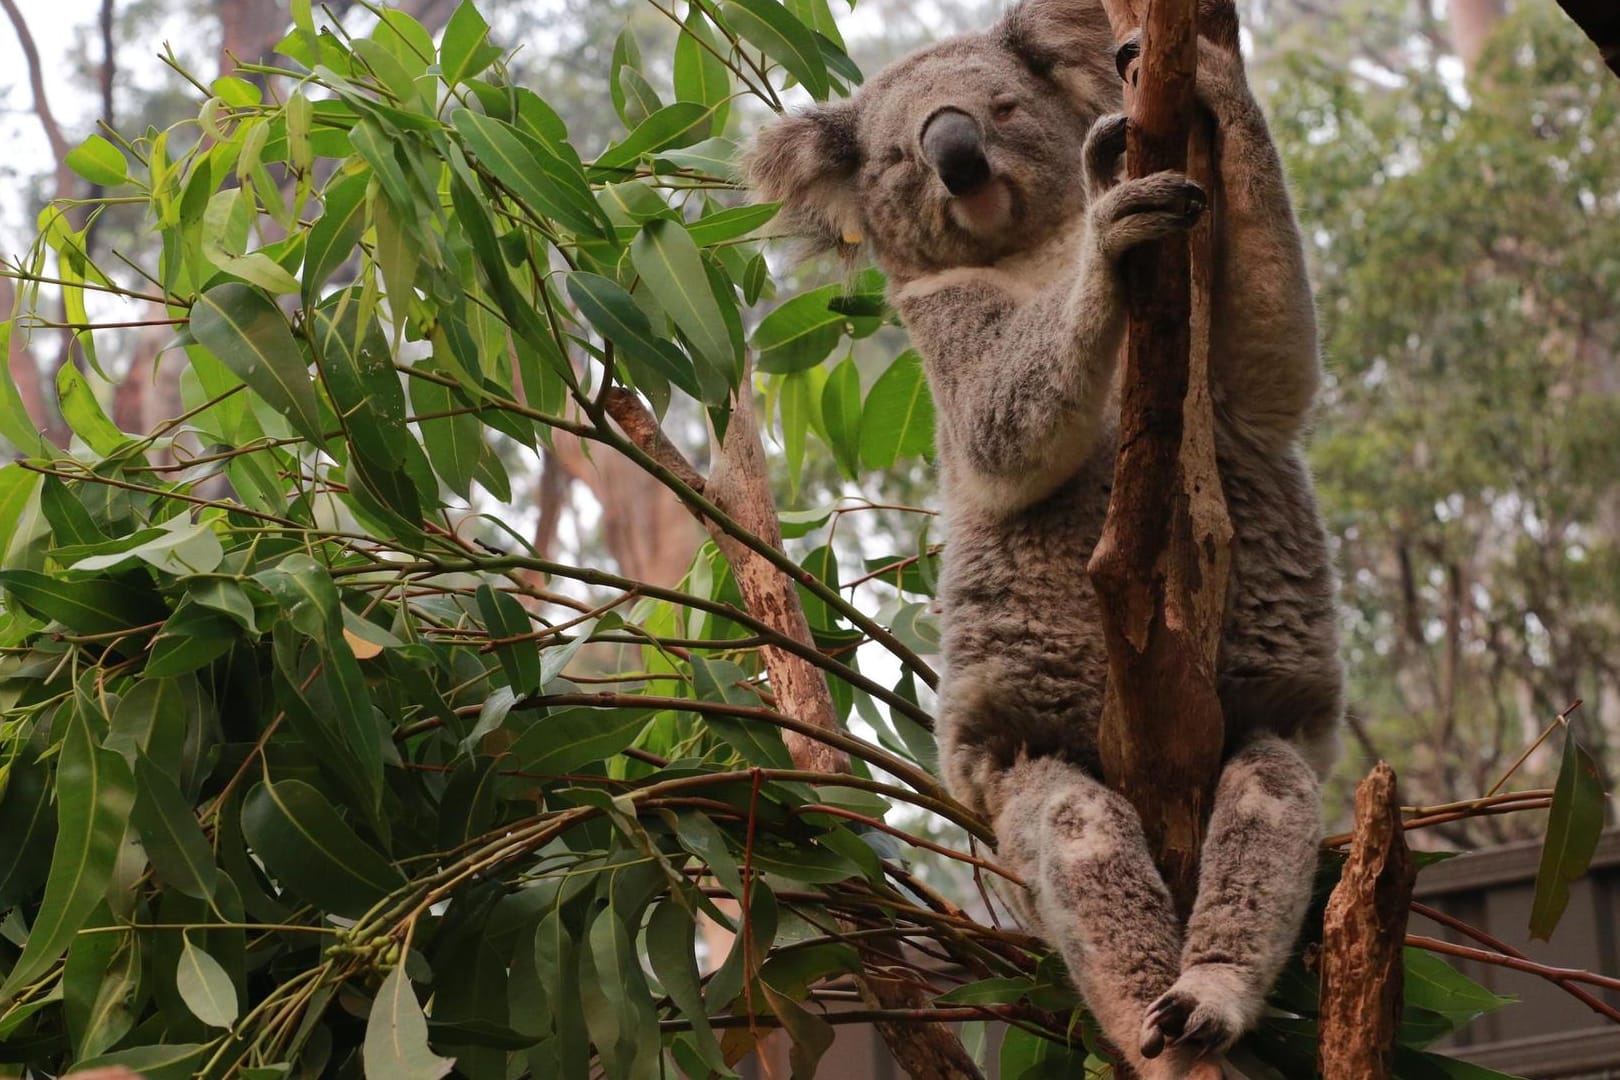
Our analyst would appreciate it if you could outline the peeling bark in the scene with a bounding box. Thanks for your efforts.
[1091,0,1234,916]
[1319,762,1415,1078]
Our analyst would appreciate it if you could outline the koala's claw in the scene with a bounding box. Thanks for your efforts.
[1181,182,1208,218]
[1139,984,1240,1060]
[1095,173,1206,259]
[1115,176,1206,222]
[1115,32,1141,80]
[1082,113,1128,195]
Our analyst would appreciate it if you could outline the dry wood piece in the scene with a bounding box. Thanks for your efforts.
[1319,762,1416,1079]
[1090,0,1235,915]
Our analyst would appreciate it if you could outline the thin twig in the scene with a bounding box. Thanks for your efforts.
[1411,901,1620,1024]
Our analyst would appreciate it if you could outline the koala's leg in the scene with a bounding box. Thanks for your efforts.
[990,757,1185,1079]
[1140,735,1321,1060]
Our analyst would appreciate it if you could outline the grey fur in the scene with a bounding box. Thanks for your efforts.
[746,2,1342,1075]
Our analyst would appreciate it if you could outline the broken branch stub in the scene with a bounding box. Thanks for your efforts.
[1319,762,1415,1078]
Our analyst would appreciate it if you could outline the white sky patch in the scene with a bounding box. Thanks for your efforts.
[2,0,108,250]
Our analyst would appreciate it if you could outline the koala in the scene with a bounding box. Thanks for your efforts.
[746,1,1343,1076]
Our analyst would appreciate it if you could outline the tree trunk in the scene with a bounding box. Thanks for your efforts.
[1447,0,1505,75]
[1091,0,1234,916]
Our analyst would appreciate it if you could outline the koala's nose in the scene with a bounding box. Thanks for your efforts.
[921,109,991,197]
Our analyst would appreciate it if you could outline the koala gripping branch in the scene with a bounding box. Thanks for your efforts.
[1088,0,1236,917]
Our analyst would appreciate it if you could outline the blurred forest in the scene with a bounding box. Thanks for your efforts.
[2,0,1617,849]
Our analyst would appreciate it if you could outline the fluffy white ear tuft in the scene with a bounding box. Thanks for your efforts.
[741,101,863,254]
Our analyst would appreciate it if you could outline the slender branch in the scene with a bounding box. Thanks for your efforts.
[526,691,949,812]
[1408,935,1620,995]
[1411,901,1620,1025]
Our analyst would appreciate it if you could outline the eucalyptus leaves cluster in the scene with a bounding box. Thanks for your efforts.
[0,1,1558,1078]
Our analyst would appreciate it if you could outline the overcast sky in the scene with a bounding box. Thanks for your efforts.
[1,0,105,249]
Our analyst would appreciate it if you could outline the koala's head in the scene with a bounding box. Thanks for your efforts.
[745,0,1121,281]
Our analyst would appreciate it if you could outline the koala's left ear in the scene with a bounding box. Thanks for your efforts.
[742,101,863,254]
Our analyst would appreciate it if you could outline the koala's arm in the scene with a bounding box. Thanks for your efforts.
[897,261,1124,516]
[1201,45,1322,445]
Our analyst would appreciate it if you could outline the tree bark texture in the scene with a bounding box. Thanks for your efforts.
[1318,762,1415,1080]
[701,362,851,776]
[1090,0,1234,917]
[1555,0,1620,78]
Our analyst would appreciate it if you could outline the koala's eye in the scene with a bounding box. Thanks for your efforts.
[991,97,1020,123]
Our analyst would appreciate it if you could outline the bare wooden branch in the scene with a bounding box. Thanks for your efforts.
[704,366,848,775]
[1555,1,1620,78]
[603,388,708,494]
[1319,762,1415,1079]
[1090,0,1234,915]
[603,380,845,772]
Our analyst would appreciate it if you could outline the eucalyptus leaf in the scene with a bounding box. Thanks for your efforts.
[176,934,239,1028]
[191,283,326,447]
[1529,728,1605,940]
[365,965,456,1080]
[241,779,404,918]
[0,701,135,1003]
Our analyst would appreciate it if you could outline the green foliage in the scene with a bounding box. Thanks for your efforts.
[0,3,951,1076]
[0,1,1591,1077]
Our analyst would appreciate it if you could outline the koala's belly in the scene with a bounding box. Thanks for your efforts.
[935,434,1344,808]
[936,448,1115,791]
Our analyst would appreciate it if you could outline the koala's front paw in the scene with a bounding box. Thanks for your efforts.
[1082,113,1128,199]
[1138,964,1251,1060]
[1094,172,1205,260]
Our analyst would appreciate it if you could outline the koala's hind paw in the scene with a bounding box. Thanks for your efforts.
[1082,113,1128,197]
[1138,965,1250,1060]
[1095,173,1205,259]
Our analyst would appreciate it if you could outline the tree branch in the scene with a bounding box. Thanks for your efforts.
[1091,0,1233,915]
[604,379,983,1079]
[0,0,72,181]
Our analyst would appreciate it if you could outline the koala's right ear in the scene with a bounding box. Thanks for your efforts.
[742,102,863,254]
[1000,0,1120,116]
